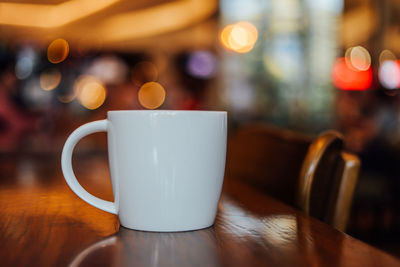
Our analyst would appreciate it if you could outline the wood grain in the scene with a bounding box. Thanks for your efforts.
[0,155,398,267]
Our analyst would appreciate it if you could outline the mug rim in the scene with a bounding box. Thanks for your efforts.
[108,110,227,114]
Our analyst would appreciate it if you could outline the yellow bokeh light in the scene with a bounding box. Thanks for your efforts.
[220,24,234,50]
[40,70,62,91]
[58,95,75,103]
[230,27,249,48]
[74,75,106,110]
[220,21,258,54]
[345,46,371,71]
[138,81,165,110]
[47,38,69,64]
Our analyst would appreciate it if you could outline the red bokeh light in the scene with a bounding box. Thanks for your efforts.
[332,57,373,91]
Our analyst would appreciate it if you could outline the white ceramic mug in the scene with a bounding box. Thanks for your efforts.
[61,110,227,232]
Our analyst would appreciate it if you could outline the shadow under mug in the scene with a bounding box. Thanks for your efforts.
[61,110,227,232]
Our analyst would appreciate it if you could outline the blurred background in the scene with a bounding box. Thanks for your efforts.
[0,0,400,257]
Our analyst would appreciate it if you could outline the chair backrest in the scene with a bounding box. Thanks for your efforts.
[226,124,311,205]
[226,124,360,231]
[331,152,360,231]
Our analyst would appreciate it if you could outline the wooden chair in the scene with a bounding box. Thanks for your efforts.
[225,124,360,231]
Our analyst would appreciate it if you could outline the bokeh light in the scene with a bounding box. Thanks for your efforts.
[87,56,128,85]
[138,81,165,109]
[74,75,106,110]
[344,46,371,71]
[220,25,234,50]
[47,38,69,64]
[187,51,217,79]
[15,57,34,80]
[15,46,36,80]
[379,49,396,65]
[131,61,158,86]
[40,69,61,91]
[57,95,75,104]
[379,60,400,90]
[220,21,258,53]
[332,57,372,90]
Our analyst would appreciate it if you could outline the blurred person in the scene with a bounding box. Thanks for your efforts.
[336,89,400,247]
[0,67,40,152]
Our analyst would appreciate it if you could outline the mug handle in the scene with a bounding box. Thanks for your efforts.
[61,120,117,215]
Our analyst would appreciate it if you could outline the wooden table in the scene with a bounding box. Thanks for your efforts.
[0,154,399,267]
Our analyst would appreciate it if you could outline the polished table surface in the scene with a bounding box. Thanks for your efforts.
[0,154,399,267]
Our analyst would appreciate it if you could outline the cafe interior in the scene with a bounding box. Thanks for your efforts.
[1,0,400,265]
